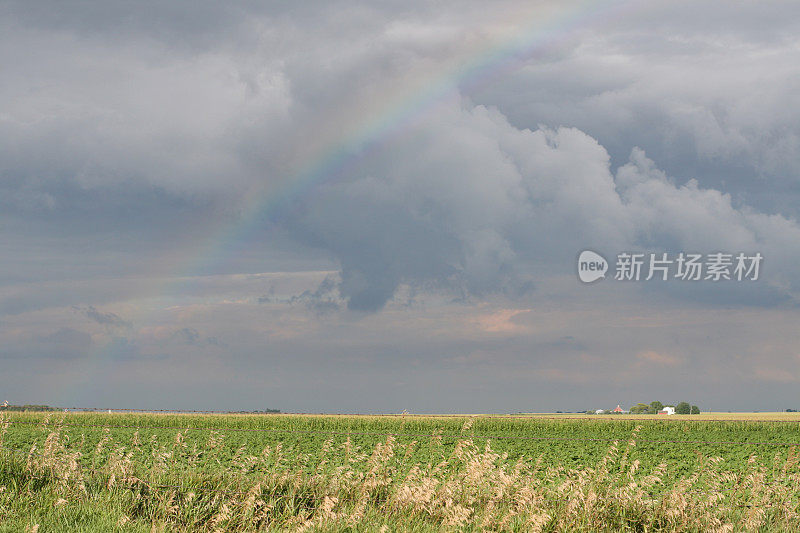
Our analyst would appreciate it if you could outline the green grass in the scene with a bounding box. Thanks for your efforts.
[5,412,799,477]
[1,412,800,531]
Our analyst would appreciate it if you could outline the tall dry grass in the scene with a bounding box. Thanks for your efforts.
[1,416,799,531]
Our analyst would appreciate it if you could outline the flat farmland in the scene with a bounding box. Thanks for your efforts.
[1,411,799,531]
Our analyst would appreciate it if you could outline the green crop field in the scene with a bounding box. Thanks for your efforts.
[2,411,800,531]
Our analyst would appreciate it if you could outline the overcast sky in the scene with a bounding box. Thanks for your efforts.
[2,0,799,413]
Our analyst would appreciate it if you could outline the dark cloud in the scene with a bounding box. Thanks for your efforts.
[74,305,131,328]
[288,275,343,314]
[168,327,227,347]
[259,275,343,313]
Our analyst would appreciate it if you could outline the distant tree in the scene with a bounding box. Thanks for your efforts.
[690,405,700,414]
[649,401,664,414]
[0,404,57,412]
[786,409,797,413]
[676,402,691,414]
[227,409,281,414]
[630,403,650,414]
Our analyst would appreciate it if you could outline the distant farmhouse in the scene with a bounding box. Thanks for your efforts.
[593,404,628,414]
[658,406,676,415]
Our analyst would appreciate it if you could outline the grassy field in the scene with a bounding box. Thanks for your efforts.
[1,411,800,531]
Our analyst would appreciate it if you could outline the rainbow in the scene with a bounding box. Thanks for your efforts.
[62,0,635,407]
[179,0,633,281]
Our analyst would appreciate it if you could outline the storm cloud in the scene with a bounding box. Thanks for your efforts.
[1,0,799,411]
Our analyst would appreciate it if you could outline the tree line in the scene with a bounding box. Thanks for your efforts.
[0,404,58,412]
[629,401,699,414]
